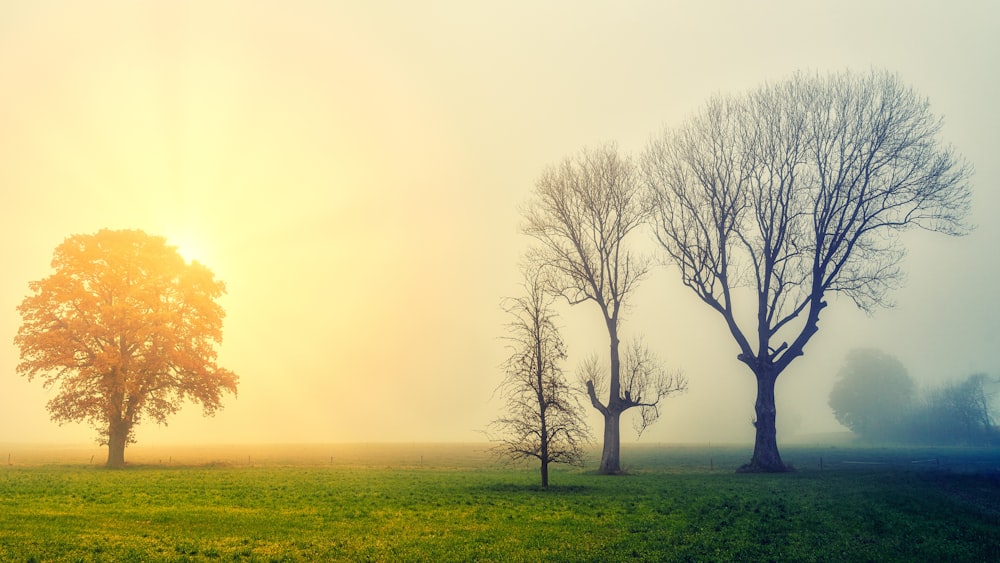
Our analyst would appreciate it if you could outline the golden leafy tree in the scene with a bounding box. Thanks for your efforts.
[15,229,238,467]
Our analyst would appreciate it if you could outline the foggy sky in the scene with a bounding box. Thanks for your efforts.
[1,1,997,446]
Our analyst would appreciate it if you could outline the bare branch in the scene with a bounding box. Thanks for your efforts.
[619,339,688,437]
[646,69,971,368]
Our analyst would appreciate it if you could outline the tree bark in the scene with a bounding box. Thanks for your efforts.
[540,459,549,488]
[106,422,129,468]
[743,370,787,472]
[598,411,622,474]
[595,320,624,474]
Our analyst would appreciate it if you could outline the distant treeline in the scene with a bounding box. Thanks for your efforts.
[829,349,998,446]
[897,373,998,445]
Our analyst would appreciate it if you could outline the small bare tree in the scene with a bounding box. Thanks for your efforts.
[523,142,669,474]
[490,266,589,487]
[644,70,972,472]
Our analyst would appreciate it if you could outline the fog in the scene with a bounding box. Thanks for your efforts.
[1,1,997,447]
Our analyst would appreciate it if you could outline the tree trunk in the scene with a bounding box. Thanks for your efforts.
[106,422,129,468]
[598,411,622,474]
[596,320,623,475]
[539,420,549,487]
[743,370,787,472]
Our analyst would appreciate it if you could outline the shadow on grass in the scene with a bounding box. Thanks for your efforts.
[472,482,589,494]
[735,462,797,474]
[93,460,241,471]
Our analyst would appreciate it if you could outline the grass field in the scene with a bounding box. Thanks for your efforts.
[1,443,999,561]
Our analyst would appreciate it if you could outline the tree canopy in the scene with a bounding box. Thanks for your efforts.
[15,229,238,467]
[828,348,916,440]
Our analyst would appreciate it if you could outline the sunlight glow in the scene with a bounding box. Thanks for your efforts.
[166,231,209,265]
[1,0,994,449]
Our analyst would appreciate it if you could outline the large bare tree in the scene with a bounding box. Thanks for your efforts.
[490,266,590,487]
[643,70,971,472]
[523,143,683,474]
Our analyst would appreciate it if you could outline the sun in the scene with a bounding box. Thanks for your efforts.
[166,231,210,265]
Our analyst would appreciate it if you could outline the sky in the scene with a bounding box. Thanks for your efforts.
[1,0,997,447]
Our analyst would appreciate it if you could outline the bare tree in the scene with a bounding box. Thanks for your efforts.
[965,374,999,437]
[930,373,998,443]
[523,142,682,474]
[644,70,972,472]
[490,266,590,487]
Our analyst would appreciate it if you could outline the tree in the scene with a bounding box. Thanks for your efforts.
[910,373,999,445]
[490,266,589,487]
[828,348,916,441]
[15,229,239,467]
[644,70,972,471]
[958,373,998,439]
[523,143,681,474]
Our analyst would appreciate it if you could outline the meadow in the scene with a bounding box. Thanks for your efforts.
[1,443,999,562]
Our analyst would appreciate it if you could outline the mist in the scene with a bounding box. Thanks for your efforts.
[1,1,997,448]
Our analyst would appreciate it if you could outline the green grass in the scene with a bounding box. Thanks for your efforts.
[1,444,999,561]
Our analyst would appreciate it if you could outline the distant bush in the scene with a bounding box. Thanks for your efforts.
[829,349,999,445]
[828,349,916,442]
